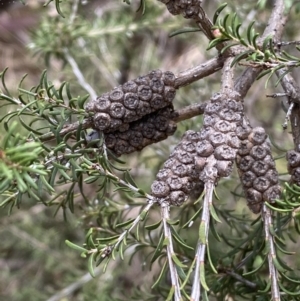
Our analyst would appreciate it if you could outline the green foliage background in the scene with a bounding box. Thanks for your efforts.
[1,0,300,300]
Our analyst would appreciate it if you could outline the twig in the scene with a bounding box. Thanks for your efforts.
[38,118,92,142]
[175,56,225,88]
[235,0,288,98]
[38,101,206,143]
[282,102,294,130]
[266,93,288,98]
[277,40,300,47]
[63,48,98,100]
[218,268,258,289]
[276,69,300,105]
[85,162,155,201]
[276,69,300,151]
[113,201,155,249]
[172,101,207,122]
[161,203,182,301]
[37,54,224,143]
[221,57,235,92]
[263,204,281,301]
[190,180,214,301]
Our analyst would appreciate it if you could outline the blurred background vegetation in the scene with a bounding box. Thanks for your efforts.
[0,0,300,300]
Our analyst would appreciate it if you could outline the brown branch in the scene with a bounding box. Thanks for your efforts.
[235,0,288,98]
[38,56,222,142]
[38,118,92,142]
[172,101,207,122]
[221,57,235,93]
[276,69,300,152]
[175,55,225,88]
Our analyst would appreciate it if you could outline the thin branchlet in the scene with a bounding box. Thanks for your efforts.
[161,204,182,301]
[263,204,281,301]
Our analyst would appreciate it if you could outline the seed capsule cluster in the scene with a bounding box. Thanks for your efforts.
[287,150,300,185]
[195,92,244,182]
[85,70,176,133]
[151,130,204,206]
[151,91,244,206]
[105,106,177,156]
[159,0,201,19]
[236,126,281,213]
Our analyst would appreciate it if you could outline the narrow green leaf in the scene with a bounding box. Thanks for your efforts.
[258,280,271,293]
[167,219,180,226]
[206,243,218,274]
[115,218,135,229]
[273,257,289,272]
[207,38,227,50]
[247,21,256,45]
[210,219,222,242]
[39,175,55,192]
[119,241,124,260]
[265,201,292,212]
[256,69,272,80]
[65,240,88,253]
[221,42,240,54]
[171,232,193,251]
[243,255,267,276]
[169,27,201,37]
[278,281,300,296]
[209,204,221,222]
[230,13,238,37]
[199,221,206,244]
[0,67,11,96]
[171,254,187,268]
[230,50,252,67]
[182,206,202,228]
[0,193,15,208]
[213,3,227,24]
[145,219,162,230]
[151,260,168,289]
[88,253,96,278]
[262,34,273,52]
[124,170,137,188]
[200,263,209,291]
[22,172,38,190]
[151,233,164,263]
[96,235,120,243]
[166,286,175,301]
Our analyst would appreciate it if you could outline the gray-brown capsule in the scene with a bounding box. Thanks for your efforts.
[216,160,234,177]
[123,81,138,93]
[94,94,111,112]
[246,188,263,214]
[169,191,187,206]
[104,106,176,156]
[151,180,170,197]
[287,150,300,168]
[94,113,111,131]
[194,90,244,182]
[109,88,124,102]
[248,127,267,145]
[86,70,176,132]
[263,185,281,203]
[162,0,201,19]
[196,141,214,157]
[124,93,139,110]
[286,150,300,185]
[151,130,204,206]
[236,126,281,214]
[214,120,236,133]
